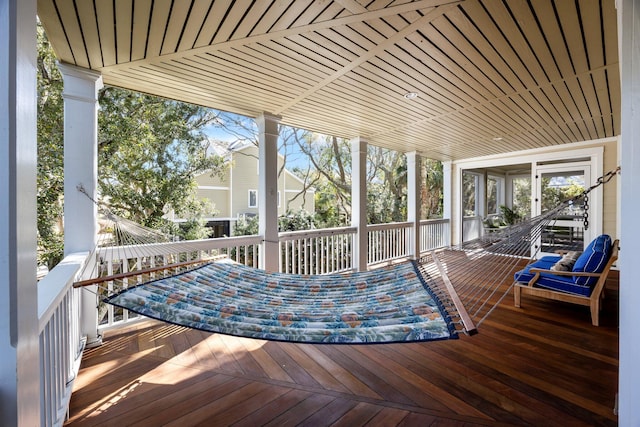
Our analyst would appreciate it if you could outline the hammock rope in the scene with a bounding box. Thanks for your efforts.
[73,167,620,340]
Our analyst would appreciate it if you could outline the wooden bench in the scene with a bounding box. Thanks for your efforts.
[514,239,619,326]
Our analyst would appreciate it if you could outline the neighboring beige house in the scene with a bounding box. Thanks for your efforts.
[181,142,315,237]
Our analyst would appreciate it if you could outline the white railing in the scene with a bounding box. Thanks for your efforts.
[420,218,450,251]
[96,235,262,329]
[279,226,357,274]
[37,253,87,427]
[367,222,413,265]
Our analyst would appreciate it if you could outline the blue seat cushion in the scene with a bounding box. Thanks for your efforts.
[572,234,612,286]
[514,259,592,297]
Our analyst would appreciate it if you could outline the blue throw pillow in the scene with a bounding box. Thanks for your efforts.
[572,234,612,286]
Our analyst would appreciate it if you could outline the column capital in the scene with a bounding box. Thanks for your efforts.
[255,113,282,135]
[58,63,103,101]
[349,136,369,153]
[255,112,282,123]
[405,151,421,165]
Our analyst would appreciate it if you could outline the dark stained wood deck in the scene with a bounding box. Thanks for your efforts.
[65,273,619,426]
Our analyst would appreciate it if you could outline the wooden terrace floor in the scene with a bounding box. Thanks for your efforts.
[65,274,619,426]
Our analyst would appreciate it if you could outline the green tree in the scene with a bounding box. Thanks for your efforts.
[37,24,65,268]
[511,177,531,219]
[279,210,316,231]
[97,87,227,237]
[462,172,478,217]
[233,216,259,236]
[296,135,352,228]
[541,176,584,214]
[421,159,444,219]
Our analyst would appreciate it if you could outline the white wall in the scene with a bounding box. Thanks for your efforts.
[618,0,640,424]
[0,0,41,425]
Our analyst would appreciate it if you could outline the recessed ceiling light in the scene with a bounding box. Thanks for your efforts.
[403,92,418,99]
[492,137,503,141]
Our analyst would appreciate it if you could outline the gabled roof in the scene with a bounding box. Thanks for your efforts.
[38,0,619,161]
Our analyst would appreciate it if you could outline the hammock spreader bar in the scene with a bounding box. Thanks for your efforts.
[431,251,477,335]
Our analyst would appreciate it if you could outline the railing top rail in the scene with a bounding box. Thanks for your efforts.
[96,235,262,258]
[278,226,357,240]
[419,218,449,225]
[37,252,88,333]
[367,221,412,231]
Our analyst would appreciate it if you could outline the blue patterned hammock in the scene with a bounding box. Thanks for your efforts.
[104,260,458,344]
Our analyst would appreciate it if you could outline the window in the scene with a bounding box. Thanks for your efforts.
[248,190,280,208]
[487,175,504,215]
[462,172,479,217]
[511,176,531,219]
[248,190,257,208]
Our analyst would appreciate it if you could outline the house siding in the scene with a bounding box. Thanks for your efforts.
[195,170,230,217]
[192,145,314,227]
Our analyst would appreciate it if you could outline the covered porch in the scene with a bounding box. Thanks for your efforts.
[3,1,640,426]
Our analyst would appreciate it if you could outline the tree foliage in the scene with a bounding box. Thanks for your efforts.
[511,177,532,219]
[37,25,65,268]
[541,176,584,214]
[421,159,444,219]
[97,87,227,235]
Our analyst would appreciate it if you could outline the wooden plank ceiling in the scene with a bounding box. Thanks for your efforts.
[37,0,620,161]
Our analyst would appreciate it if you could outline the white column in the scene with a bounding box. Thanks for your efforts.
[59,64,102,255]
[59,63,103,347]
[351,137,368,271]
[443,160,452,246]
[406,152,421,259]
[618,0,640,424]
[257,113,281,272]
[0,0,40,425]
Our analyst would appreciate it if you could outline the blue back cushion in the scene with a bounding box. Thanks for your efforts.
[572,234,612,286]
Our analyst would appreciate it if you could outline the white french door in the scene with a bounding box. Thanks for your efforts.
[534,162,591,257]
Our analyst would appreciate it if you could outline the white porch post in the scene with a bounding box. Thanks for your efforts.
[0,0,40,425]
[257,113,281,272]
[59,63,103,347]
[618,0,640,424]
[406,152,421,259]
[351,137,368,271]
[443,160,452,246]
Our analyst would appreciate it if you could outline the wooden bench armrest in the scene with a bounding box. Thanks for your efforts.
[522,268,603,287]
[527,268,602,277]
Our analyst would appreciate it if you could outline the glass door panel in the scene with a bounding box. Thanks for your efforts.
[536,165,590,256]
